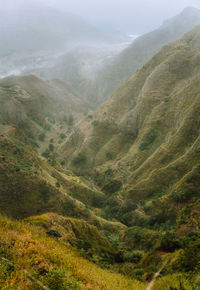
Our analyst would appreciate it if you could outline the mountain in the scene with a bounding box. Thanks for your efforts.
[0,4,107,55]
[54,26,200,286]
[94,6,200,103]
[61,24,200,228]
[1,10,200,289]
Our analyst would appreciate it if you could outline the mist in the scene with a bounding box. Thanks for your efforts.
[2,0,200,33]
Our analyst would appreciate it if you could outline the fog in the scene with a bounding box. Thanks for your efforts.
[1,0,200,33]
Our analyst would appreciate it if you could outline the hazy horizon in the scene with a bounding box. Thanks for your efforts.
[1,0,200,34]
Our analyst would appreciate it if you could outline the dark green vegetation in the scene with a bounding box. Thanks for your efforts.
[1,16,200,290]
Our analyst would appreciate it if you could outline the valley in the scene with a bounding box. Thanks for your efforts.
[0,3,200,289]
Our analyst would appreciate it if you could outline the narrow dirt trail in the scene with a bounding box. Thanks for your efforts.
[146,261,167,290]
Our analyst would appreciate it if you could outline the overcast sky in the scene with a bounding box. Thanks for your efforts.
[2,0,200,33]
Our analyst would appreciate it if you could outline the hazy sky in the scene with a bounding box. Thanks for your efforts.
[2,0,200,33]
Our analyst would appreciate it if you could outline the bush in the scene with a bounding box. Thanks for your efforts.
[60,133,67,140]
[92,120,99,126]
[46,230,62,238]
[139,130,158,150]
[40,182,50,202]
[123,251,142,263]
[72,153,86,166]
[178,238,200,272]
[44,268,80,289]
[38,133,46,142]
[102,179,122,194]
[49,144,54,152]
[158,232,181,252]
[106,152,114,160]
[56,182,61,188]
[68,115,74,127]
[42,149,50,159]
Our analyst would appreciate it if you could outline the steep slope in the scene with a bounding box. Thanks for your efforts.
[61,25,200,225]
[0,127,100,219]
[0,74,88,149]
[94,7,200,103]
[0,214,145,289]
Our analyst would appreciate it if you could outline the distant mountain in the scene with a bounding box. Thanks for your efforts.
[0,4,107,55]
[94,6,200,103]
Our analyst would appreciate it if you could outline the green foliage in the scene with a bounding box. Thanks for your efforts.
[72,153,86,166]
[102,179,122,194]
[123,251,142,264]
[68,115,74,127]
[125,226,161,251]
[139,130,158,150]
[178,237,200,272]
[158,232,181,252]
[56,181,61,188]
[172,189,191,202]
[38,133,46,142]
[92,120,99,126]
[40,181,50,202]
[47,230,62,238]
[49,143,55,152]
[44,268,81,290]
[60,133,67,140]
[106,152,114,160]
[42,149,50,159]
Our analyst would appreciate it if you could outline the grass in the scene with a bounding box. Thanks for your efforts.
[0,214,146,289]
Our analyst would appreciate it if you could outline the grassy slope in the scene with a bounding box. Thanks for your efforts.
[0,125,128,243]
[0,214,146,289]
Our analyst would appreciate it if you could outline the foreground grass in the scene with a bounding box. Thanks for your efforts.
[0,215,146,289]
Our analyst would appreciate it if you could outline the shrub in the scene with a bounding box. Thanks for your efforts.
[139,130,158,150]
[92,120,99,126]
[38,133,46,142]
[178,238,200,272]
[60,133,66,140]
[158,232,181,252]
[102,179,122,194]
[49,144,54,152]
[42,149,50,159]
[123,251,142,263]
[68,115,74,127]
[72,153,86,165]
[40,181,50,202]
[44,268,80,289]
[56,182,61,188]
[46,230,62,238]
[106,152,114,160]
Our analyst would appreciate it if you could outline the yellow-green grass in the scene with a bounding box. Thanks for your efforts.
[0,215,146,289]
